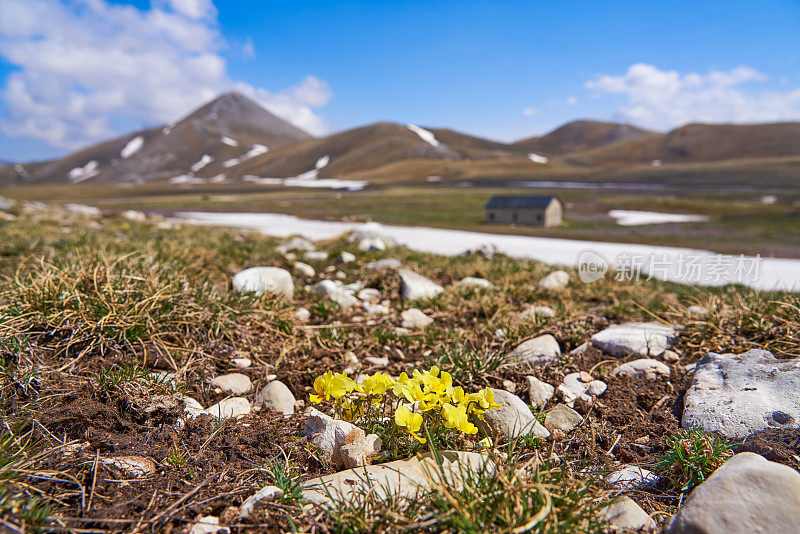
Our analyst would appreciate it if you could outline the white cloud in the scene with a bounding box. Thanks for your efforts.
[241,36,255,59]
[522,107,539,117]
[586,63,800,129]
[0,0,331,150]
[565,96,578,106]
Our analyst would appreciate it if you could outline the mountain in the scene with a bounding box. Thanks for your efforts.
[571,122,800,166]
[2,92,312,185]
[198,122,523,180]
[514,120,658,156]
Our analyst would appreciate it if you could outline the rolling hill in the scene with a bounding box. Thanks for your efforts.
[573,122,800,166]
[514,120,658,156]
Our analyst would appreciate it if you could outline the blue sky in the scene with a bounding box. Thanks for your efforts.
[1,0,799,160]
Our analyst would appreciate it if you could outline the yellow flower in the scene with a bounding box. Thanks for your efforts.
[442,403,478,434]
[394,378,426,403]
[467,388,502,414]
[395,405,426,443]
[360,372,395,397]
[309,371,357,402]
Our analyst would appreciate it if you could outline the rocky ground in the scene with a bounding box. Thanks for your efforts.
[1,201,799,533]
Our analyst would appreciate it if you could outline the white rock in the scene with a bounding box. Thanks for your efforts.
[205,398,251,420]
[600,497,656,531]
[303,408,366,467]
[122,209,146,222]
[538,270,569,289]
[341,434,382,468]
[662,349,681,363]
[338,251,356,263]
[294,262,315,277]
[559,372,607,406]
[399,269,443,300]
[276,236,315,254]
[366,258,402,270]
[605,465,660,491]
[189,515,229,534]
[304,251,328,261]
[687,305,708,317]
[682,349,800,438]
[101,456,155,478]
[612,359,671,380]
[363,302,390,315]
[255,380,296,417]
[400,308,433,329]
[591,322,678,357]
[544,404,583,433]
[508,335,561,365]
[483,389,550,439]
[363,356,389,367]
[494,329,506,340]
[233,267,293,298]
[348,224,397,249]
[568,342,589,356]
[457,277,495,288]
[239,485,283,518]
[526,376,555,408]
[357,288,381,303]
[667,453,800,534]
[182,396,205,419]
[231,358,252,369]
[210,373,252,395]
[302,451,490,507]
[314,280,359,308]
[518,305,555,320]
[358,237,387,251]
[294,308,311,322]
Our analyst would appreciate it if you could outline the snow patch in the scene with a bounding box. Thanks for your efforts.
[222,144,269,168]
[191,155,213,172]
[162,121,176,135]
[242,175,366,191]
[528,153,549,164]
[609,210,709,226]
[68,161,100,183]
[175,213,800,292]
[291,154,331,180]
[210,173,226,183]
[407,124,440,147]
[221,136,239,147]
[14,164,29,178]
[169,174,205,185]
[120,136,144,158]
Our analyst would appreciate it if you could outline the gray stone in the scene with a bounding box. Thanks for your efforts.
[293,261,315,277]
[605,465,660,491]
[399,269,443,300]
[687,305,708,317]
[303,408,366,467]
[255,380,296,417]
[559,372,607,406]
[667,453,800,534]
[526,376,555,408]
[233,267,293,298]
[366,258,402,270]
[591,322,678,357]
[612,358,671,380]
[544,404,582,433]
[357,288,381,303]
[508,335,560,365]
[457,277,495,289]
[400,308,433,329]
[338,251,356,263]
[600,497,656,531]
[239,485,283,518]
[314,280,359,308]
[363,356,389,367]
[682,349,800,438]
[205,398,251,419]
[538,270,569,289]
[276,236,315,254]
[302,451,491,507]
[294,307,311,322]
[303,251,328,261]
[483,389,550,439]
[210,373,252,395]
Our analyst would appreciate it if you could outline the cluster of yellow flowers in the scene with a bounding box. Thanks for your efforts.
[309,366,501,444]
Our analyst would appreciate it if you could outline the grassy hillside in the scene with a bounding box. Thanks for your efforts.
[1,204,798,531]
